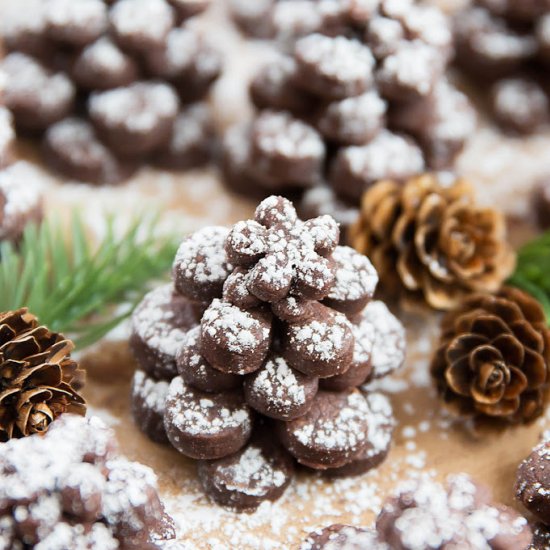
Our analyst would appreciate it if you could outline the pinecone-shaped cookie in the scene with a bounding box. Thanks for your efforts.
[0,0,220,185]
[129,195,406,511]
[349,174,516,310]
[0,308,86,441]
[223,0,475,221]
[431,287,550,423]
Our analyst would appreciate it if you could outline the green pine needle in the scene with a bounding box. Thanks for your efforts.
[508,229,550,324]
[0,213,179,348]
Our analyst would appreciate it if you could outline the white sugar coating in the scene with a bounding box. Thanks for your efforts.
[133,369,170,414]
[254,111,325,159]
[302,185,360,227]
[428,81,477,142]
[35,522,118,550]
[378,41,442,96]
[0,161,43,240]
[166,376,250,436]
[228,220,268,257]
[2,52,75,110]
[367,16,404,59]
[110,0,175,42]
[0,106,15,153]
[77,37,131,73]
[351,316,375,366]
[89,82,179,134]
[46,0,107,31]
[169,104,211,154]
[399,5,451,51]
[318,91,387,140]
[457,8,536,60]
[153,27,201,76]
[249,355,307,410]
[364,392,394,457]
[294,391,369,450]
[202,299,269,355]
[342,130,424,183]
[174,226,232,285]
[219,446,287,497]
[291,313,351,362]
[295,34,375,85]
[272,2,323,40]
[131,284,191,358]
[360,301,405,377]
[328,246,378,302]
[493,79,548,124]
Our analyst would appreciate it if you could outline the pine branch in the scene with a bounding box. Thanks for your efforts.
[0,213,179,348]
[508,229,550,324]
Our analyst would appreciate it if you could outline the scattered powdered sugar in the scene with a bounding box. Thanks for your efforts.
[133,369,170,414]
[295,34,375,86]
[110,0,175,41]
[203,299,269,354]
[343,130,424,182]
[132,284,190,359]
[166,376,250,436]
[220,446,287,498]
[360,301,406,378]
[328,246,378,302]
[35,522,118,550]
[250,355,307,409]
[89,82,179,134]
[174,226,232,285]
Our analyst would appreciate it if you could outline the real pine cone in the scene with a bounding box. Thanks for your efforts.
[349,174,516,310]
[431,287,550,423]
[0,309,86,441]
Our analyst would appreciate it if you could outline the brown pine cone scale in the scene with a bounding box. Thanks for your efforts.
[0,308,86,441]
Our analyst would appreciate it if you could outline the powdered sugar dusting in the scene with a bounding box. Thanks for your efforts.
[133,369,170,414]
[110,0,174,42]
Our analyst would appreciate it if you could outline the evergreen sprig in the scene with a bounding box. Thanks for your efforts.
[0,213,179,348]
[508,229,550,324]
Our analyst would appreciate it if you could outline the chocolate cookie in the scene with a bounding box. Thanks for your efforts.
[323,246,378,316]
[45,0,108,47]
[329,130,424,202]
[197,434,294,511]
[293,34,375,100]
[129,284,200,380]
[89,81,179,157]
[71,37,139,91]
[228,0,276,39]
[360,301,406,379]
[131,369,170,444]
[490,78,549,134]
[302,525,386,550]
[110,0,175,53]
[200,299,272,375]
[43,117,137,185]
[164,376,253,460]
[320,313,374,391]
[244,353,319,420]
[534,177,550,230]
[282,303,354,378]
[248,110,325,188]
[173,226,233,303]
[315,90,387,146]
[1,53,75,133]
[276,389,371,469]
[516,440,550,525]
[177,326,241,393]
[153,103,214,170]
[324,392,394,477]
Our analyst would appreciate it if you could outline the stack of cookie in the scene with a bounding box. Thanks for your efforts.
[0,0,220,185]
[0,75,43,243]
[455,0,550,134]
[222,0,476,229]
[130,195,406,511]
[0,414,177,550]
